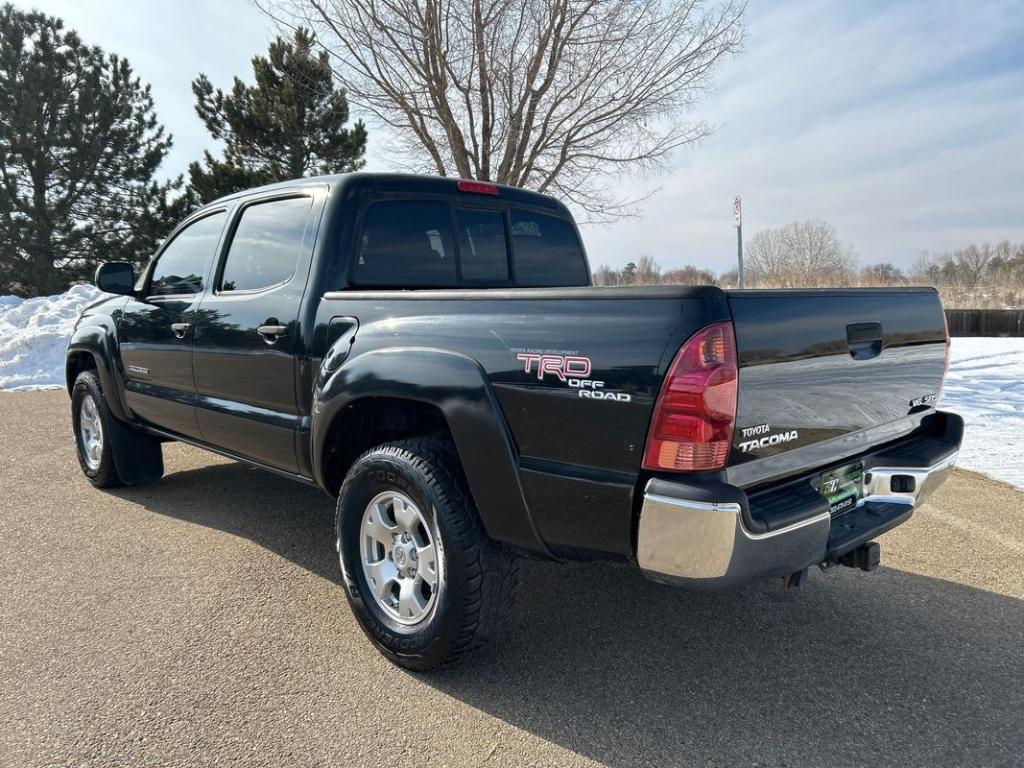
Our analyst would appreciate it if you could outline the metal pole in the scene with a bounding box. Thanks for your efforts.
[732,195,744,289]
[737,222,744,289]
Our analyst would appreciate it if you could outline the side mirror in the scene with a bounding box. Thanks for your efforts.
[94,262,135,295]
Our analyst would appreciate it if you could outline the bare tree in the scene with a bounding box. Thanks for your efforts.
[859,262,905,286]
[663,264,715,284]
[910,251,940,284]
[257,0,744,218]
[715,268,738,287]
[990,240,1024,287]
[632,254,662,284]
[910,241,1024,307]
[744,226,789,287]
[591,264,619,286]
[951,243,994,289]
[745,220,856,288]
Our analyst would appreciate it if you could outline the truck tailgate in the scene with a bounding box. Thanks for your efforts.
[725,288,948,487]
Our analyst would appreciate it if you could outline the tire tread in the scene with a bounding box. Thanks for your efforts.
[339,437,520,670]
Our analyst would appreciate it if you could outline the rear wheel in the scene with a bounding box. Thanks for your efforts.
[358,489,440,625]
[336,438,519,671]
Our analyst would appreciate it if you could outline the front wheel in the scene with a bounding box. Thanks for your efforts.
[336,438,519,671]
[71,370,164,488]
[71,371,121,488]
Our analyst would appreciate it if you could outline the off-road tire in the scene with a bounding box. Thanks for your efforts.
[336,438,520,671]
[71,370,122,488]
[71,370,164,487]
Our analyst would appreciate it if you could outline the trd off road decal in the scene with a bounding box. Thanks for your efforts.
[515,352,591,381]
[513,349,632,402]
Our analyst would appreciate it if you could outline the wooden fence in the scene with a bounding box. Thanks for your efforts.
[945,309,1024,337]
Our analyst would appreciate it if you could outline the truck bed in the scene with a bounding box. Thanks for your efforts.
[316,284,949,558]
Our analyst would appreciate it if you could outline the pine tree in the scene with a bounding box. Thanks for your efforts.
[189,28,367,203]
[0,4,179,297]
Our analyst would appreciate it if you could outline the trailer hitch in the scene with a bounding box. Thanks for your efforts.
[839,541,881,572]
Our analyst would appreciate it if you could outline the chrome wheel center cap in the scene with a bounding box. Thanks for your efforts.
[392,538,416,571]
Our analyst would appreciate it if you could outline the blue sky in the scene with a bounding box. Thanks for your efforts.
[20,0,1024,274]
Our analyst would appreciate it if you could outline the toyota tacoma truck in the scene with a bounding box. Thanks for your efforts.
[66,173,961,670]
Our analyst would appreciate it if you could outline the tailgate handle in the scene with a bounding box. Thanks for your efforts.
[846,322,883,360]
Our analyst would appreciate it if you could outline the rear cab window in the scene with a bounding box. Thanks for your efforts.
[219,196,313,292]
[350,198,587,288]
[509,210,589,287]
[455,208,509,284]
[353,201,456,287]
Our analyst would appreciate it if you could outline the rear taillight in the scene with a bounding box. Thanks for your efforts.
[642,321,738,472]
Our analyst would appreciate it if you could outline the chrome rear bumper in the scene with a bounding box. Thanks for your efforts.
[637,450,958,589]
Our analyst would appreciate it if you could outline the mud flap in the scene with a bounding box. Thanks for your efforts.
[107,415,164,485]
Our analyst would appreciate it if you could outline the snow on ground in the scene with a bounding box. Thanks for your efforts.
[0,288,1022,488]
[0,285,106,391]
[940,337,1024,489]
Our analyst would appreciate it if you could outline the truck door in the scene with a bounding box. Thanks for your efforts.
[191,192,321,472]
[118,210,229,439]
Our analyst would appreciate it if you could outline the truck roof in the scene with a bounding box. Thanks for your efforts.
[199,172,570,215]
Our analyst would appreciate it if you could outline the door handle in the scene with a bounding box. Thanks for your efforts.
[846,322,883,360]
[257,324,288,343]
[170,322,191,339]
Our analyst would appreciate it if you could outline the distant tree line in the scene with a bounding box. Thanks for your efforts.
[593,256,717,287]
[0,5,365,297]
[910,242,1024,308]
[592,221,1024,309]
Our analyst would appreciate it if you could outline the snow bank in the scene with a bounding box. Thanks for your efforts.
[1,287,1022,488]
[0,284,106,391]
[940,337,1024,489]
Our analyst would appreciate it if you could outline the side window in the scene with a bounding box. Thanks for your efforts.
[352,201,456,287]
[455,208,509,284]
[510,210,588,287]
[149,211,227,296]
[220,196,313,292]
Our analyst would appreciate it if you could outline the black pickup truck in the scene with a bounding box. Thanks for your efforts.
[67,173,961,669]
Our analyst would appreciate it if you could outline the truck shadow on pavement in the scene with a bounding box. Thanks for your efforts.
[117,459,1024,768]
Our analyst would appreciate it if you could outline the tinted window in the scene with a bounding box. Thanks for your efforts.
[220,197,313,292]
[353,201,456,287]
[149,212,226,296]
[455,208,508,284]
[510,210,588,287]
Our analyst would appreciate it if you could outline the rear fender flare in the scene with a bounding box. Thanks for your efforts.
[312,347,550,555]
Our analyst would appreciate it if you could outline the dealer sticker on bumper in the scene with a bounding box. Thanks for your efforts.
[820,460,864,515]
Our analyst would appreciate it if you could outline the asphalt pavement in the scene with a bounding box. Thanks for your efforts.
[2,390,1022,767]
